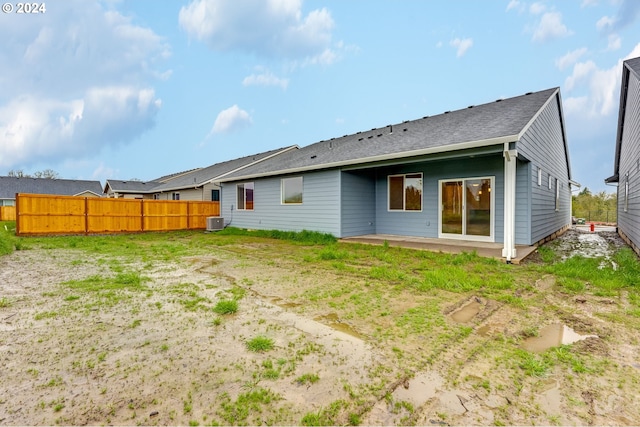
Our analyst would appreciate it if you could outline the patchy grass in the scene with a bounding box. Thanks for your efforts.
[246,335,275,352]
[3,227,640,425]
[213,299,239,315]
[217,227,337,245]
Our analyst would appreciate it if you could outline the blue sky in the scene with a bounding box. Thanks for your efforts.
[1,0,639,193]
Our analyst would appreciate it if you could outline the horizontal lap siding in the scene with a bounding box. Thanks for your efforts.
[221,170,341,236]
[375,155,504,241]
[341,171,376,237]
[515,160,532,245]
[517,95,571,244]
[618,70,640,250]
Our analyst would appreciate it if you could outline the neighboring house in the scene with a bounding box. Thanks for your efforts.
[103,179,164,199]
[218,87,577,261]
[0,176,103,206]
[605,56,640,255]
[103,147,297,201]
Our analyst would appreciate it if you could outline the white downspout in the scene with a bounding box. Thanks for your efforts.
[502,144,518,263]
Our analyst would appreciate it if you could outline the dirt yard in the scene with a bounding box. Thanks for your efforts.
[1,228,639,426]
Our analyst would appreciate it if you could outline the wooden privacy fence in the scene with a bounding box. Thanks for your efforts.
[0,206,16,221]
[15,193,221,236]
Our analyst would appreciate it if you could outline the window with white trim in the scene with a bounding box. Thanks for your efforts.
[281,177,303,204]
[555,178,559,211]
[388,173,423,211]
[172,192,180,200]
[537,167,542,186]
[237,182,254,211]
[624,173,629,213]
[548,175,552,190]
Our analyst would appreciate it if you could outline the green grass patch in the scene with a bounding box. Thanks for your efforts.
[295,373,320,386]
[0,221,18,255]
[213,299,238,315]
[300,399,349,426]
[217,227,337,245]
[216,387,280,425]
[246,335,275,352]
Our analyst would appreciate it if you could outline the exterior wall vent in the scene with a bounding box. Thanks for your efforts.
[206,217,224,231]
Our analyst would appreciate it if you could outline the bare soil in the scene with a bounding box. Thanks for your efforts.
[1,229,639,426]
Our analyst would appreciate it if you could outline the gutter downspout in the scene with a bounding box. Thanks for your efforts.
[502,144,518,263]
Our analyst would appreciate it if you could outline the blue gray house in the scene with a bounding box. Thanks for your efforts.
[606,56,640,255]
[218,88,576,261]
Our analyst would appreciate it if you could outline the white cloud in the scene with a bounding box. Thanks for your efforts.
[242,71,289,89]
[506,0,522,12]
[532,12,573,42]
[0,0,168,171]
[596,0,640,33]
[581,0,598,7]
[596,15,615,32]
[450,38,473,58]
[563,44,640,118]
[607,34,621,51]
[179,0,336,61]
[211,105,252,134]
[564,60,598,92]
[556,48,588,71]
[529,2,546,15]
[0,87,161,170]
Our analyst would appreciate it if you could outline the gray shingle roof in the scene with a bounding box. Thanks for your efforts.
[220,88,559,181]
[104,146,297,194]
[151,146,297,193]
[0,176,103,199]
[104,179,163,194]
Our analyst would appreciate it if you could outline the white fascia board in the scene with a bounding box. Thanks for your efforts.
[208,145,300,184]
[218,136,517,182]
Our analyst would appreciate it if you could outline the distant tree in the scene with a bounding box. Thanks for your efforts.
[572,187,617,222]
[33,169,59,179]
[7,169,27,177]
[6,169,60,179]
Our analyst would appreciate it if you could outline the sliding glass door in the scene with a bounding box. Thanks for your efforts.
[440,177,494,241]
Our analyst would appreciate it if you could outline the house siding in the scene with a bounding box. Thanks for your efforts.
[340,171,376,237]
[221,170,341,235]
[617,67,640,252]
[517,95,571,244]
[374,155,505,241]
[515,160,532,245]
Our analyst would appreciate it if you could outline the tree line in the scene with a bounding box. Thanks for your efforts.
[6,169,60,179]
[572,188,617,223]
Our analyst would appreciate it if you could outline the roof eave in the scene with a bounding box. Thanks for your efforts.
[218,136,517,182]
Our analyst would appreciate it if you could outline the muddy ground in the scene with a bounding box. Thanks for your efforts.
[1,228,639,425]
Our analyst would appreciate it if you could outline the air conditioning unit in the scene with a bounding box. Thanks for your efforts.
[206,217,224,231]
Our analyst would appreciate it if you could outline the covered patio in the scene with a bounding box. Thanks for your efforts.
[340,234,538,264]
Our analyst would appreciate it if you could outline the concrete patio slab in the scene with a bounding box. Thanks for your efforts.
[340,234,537,264]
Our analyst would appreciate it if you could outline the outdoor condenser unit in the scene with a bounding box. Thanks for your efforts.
[206,217,224,231]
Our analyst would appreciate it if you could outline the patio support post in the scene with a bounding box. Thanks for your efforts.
[502,145,518,262]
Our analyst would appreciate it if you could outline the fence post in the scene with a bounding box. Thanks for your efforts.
[141,199,145,232]
[84,197,89,235]
[15,193,20,235]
